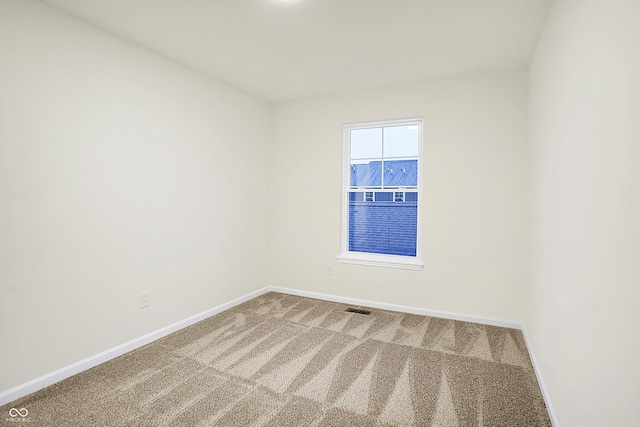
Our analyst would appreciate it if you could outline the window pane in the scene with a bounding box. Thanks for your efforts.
[350,160,382,188]
[348,191,417,256]
[351,128,382,159]
[382,159,418,187]
[383,125,419,158]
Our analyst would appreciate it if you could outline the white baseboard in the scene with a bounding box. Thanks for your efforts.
[266,285,522,329]
[0,287,270,407]
[520,325,560,427]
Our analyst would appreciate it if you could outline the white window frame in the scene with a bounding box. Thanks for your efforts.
[338,118,423,270]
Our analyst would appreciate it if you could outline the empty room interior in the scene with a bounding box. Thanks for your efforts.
[1,0,639,425]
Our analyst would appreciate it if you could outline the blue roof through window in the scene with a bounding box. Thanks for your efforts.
[350,159,417,188]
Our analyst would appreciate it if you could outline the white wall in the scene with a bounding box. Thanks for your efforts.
[0,0,270,392]
[270,69,529,322]
[527,0,640,425]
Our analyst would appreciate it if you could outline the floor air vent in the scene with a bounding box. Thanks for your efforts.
[345,308,372,315]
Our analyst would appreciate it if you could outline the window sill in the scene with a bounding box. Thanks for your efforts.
[337,253,423,270]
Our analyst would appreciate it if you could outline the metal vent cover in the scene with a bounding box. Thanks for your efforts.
[345,308,372,315]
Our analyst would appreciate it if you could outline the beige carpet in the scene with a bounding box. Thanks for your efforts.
[2,292,551,426]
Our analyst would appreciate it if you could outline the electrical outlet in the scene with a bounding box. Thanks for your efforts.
[326,265,333,276]
[140,291,150,309]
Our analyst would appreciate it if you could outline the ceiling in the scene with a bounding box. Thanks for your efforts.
[41,0,553,102]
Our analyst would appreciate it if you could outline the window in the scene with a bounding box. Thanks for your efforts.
[338,118,423,270]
